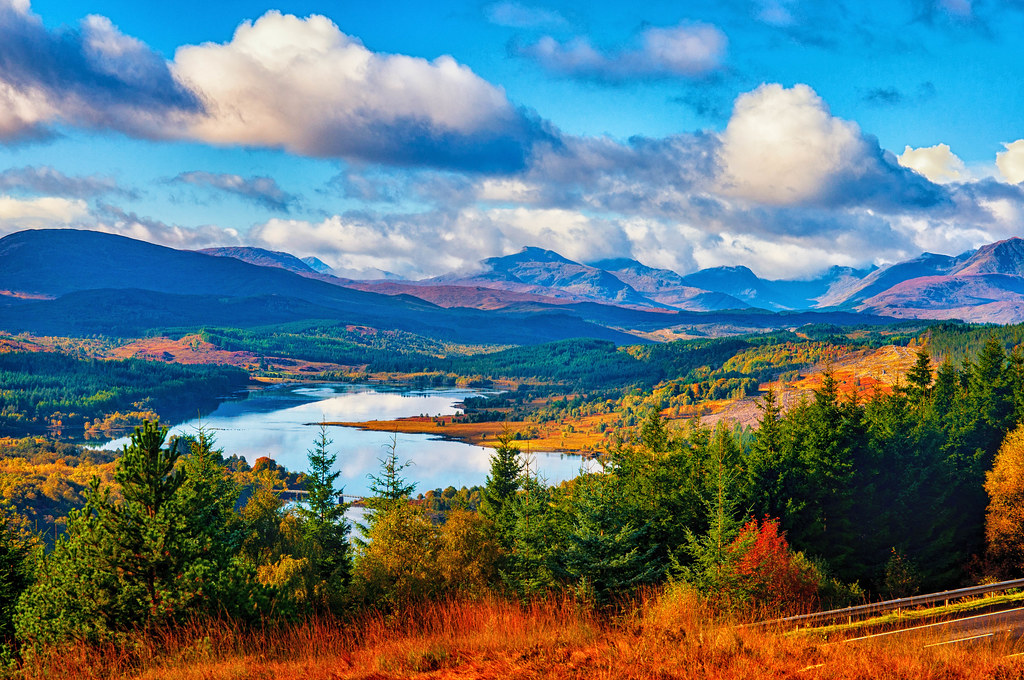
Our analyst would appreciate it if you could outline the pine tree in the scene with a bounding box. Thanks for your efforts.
[972,336,1014,457]
[799,368,863,578]
[559,474,661,605]
[174,426,264,620]
[746,386,785,515]
[640,408,669,453]
[504,472,561,596]
[0,504,35,648]
[905,348,933,405]
[480,431,523,548]
[679,424,750,607]
[101,419,186,619]
[297,423,351,609]
[16,420,270,644]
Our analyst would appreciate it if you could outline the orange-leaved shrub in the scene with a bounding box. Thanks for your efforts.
[731,516,819,614]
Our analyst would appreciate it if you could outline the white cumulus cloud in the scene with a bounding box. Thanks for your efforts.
[173,11,542,170]
[898,143,966,183]
[0,4,546,171]
[997,140,1024,184]
[716,84,866,205]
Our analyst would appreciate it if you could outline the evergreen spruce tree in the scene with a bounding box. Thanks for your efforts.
[504,472,561,596]
[98,419,186,619]
[174,426,266,620]
[480,431,523,549]
[678,424,750,607]
[971,336,1014,457]
[559,474,661,605]
[905,348,934,405]
[799,368,863,579]
[297,423,351,609]
[16,420,270,644]
[746,386,785,516]
[1010,346,1024,424]
[640,408,669,453]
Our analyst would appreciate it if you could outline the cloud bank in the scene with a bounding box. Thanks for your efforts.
[0,1,201,140]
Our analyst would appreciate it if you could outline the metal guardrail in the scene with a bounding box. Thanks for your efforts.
[759,577,1024,628]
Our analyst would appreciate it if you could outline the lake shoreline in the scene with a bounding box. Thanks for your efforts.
[323,414,602,457]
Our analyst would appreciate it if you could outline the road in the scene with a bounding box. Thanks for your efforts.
[841,605,1024,650]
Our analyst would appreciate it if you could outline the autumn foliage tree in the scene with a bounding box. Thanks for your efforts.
[985,424,1024,574]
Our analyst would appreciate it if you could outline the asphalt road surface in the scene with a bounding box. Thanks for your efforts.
[842,606,1024,650]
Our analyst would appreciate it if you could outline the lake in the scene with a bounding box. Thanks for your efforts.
[97,382,590,496]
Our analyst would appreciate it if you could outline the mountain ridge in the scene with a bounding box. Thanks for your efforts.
[7,228,1024,334]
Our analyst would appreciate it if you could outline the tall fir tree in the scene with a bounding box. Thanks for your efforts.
[297,423,351,609]
[679,424,751,607]
[480,431,523,549]
[0,504,35,649]
[504,472,561,597]
[905,348,934,405]
[16,420,269,644]
[559,473,661,605]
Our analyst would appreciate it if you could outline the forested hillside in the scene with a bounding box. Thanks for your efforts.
[0,352,249,438]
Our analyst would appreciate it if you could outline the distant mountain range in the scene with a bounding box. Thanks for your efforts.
[10,228,1024,345]
[324,238,1024,324]
[0,229,900,344]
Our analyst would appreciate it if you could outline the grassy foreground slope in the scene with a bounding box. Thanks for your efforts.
[22,592,1023,680]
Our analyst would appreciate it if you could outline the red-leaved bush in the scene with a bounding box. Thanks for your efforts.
[731,517,819,613]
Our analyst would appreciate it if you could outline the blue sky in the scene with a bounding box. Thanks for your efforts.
[0,0,1023,279]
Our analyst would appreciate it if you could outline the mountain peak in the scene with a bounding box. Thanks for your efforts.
[301,256,334,274]
[199,246,315,274]
[952,237,1024,278]
[488,247,575,267]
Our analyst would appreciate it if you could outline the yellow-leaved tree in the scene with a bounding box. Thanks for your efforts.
[985,424,1024,574]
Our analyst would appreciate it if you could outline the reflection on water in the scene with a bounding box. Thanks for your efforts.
[97,383,589,496]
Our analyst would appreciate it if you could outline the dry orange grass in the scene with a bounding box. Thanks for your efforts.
[706,344,923,427]
[17,588,1024,680]
[334,415,610,455]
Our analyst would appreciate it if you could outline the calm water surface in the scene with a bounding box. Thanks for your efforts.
[98,383,588,496]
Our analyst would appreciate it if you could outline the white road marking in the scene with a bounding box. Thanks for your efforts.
[922,633,994,648]
[841,606,1024,643]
